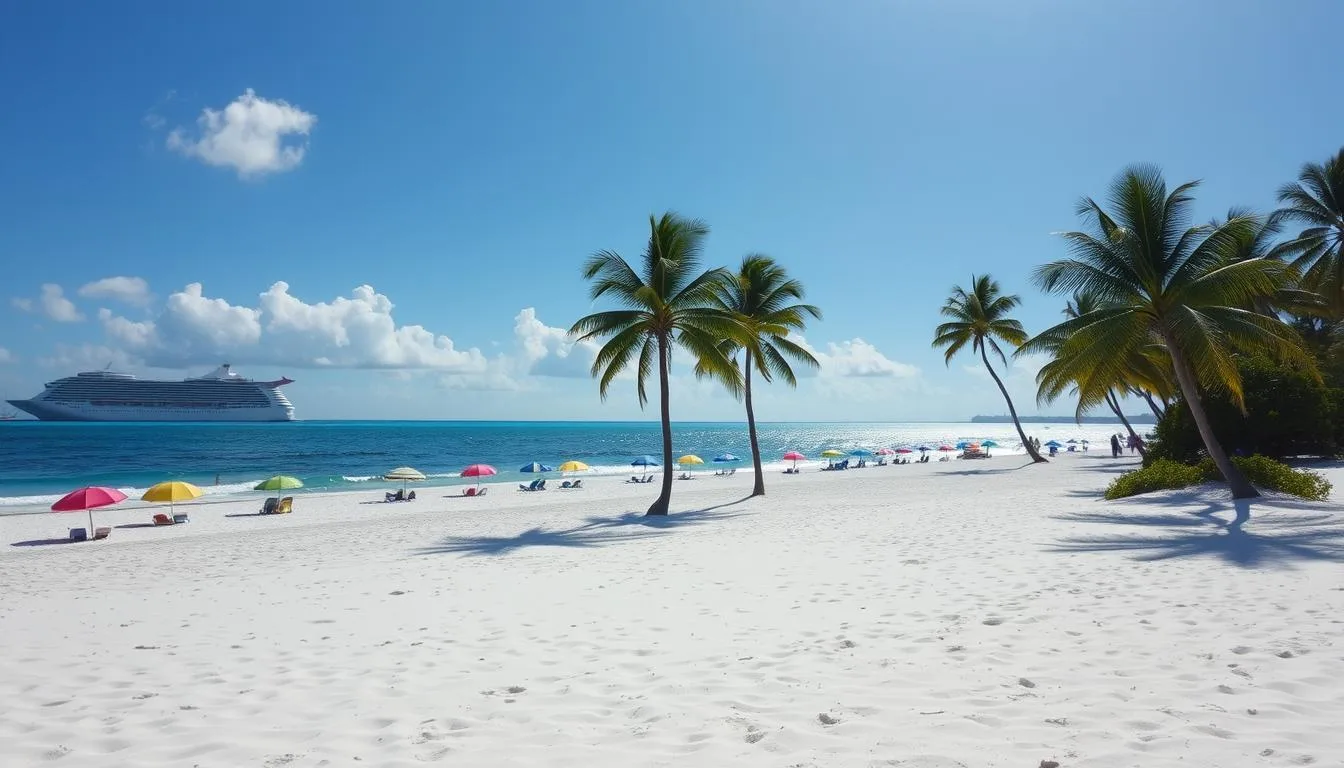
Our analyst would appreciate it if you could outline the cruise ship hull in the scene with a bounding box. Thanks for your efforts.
[7,399,295,422]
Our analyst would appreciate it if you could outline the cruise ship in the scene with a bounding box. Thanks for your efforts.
[7,365,295,422]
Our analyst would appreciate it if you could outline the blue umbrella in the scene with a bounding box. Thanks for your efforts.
[519,462,553,473]
[1044,440,1063,448]
[850,449,873,457]
[631,455,660,466]
[982,440,999,448]
[712,453,739,462]
[1066,439,1078,444]
[955,441,970,449]
[916,445,930,452]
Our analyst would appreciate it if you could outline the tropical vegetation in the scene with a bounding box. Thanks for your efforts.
[706,255,821,497]
[571,214,821,514]
[1105,455,1332,502]
[932,275,1048,463]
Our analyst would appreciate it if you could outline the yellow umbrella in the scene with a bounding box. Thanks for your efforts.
[142,481,203,517]
[676,455,704,465]
[820,449,845,458]
[557,460,589,472]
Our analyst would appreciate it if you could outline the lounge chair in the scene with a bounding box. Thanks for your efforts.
[678,472,691,480]
[560,480,573,489]
[277,497,294,514]
[519,479,542,492]
[262,497,279,514]
[172,513,189,524]
[407,490,416,501]
[93,527,111,540]
[537,480,545,490]
[68,527,87,542]
[570,479,582,489]
[384,489,406,503]
[153,513,174,526]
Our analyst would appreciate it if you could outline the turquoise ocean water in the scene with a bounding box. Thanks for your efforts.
[0,421,1125,509]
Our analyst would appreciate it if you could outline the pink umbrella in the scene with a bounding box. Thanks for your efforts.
[875,448,896,456]
[460,464,497,491]
[937,445,955,452]
[895,448,913,454]
[51,486,127,535]
[782,451,806,470]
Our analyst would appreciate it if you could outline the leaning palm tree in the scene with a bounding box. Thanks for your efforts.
[933,275,1048,463]
[705,254,821,497]
[1274,148,1344,317]
[1022,166,1310,499]
[570,212,741,516]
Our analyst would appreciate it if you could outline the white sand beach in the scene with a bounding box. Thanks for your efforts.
[2,454,1343,767]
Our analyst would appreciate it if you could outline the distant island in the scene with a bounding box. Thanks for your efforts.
[971,414,1156,424]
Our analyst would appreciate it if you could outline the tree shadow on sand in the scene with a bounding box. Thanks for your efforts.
[1050,493,1344,568]
[414,497,752,557]
[937,461,1036,477]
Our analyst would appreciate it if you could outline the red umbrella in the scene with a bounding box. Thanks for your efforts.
[460,464,497,491]
[937,445,955,451]
[782,451,805,470]
[895,448,913,454]
[51,486,127,534]
[875,448,896,456]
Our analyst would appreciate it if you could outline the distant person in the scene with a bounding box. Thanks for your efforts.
[215,473,220,486]
[1110,434,1121,458]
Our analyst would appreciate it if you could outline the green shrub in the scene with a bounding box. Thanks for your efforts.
[1146,356,1339,463]
[1105,459,1207,499]
[1203,455,1333,501]
[1107,455,1333,501]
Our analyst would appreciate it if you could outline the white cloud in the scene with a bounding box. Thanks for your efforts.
[167,89,316,178]
[39,343,136,371]
[512,308,598,378]
[794,336,919,379]
[0,347,12,363]
[96,282,488,372]
[79,276,152,307]
[13,284,84,322]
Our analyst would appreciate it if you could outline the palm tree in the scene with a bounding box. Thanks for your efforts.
[933,275,1048,463]
[1274,148,1344,317]
[1034,291,1167,457]
[570,212,741,516]
[705,255,821,497]
[1022,166,1309,499]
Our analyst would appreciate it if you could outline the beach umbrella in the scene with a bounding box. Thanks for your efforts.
[1044,440,1063,448]
[557,460,589,473]
[955,441,970,449]
[1066,439,1078,444]
[875,448,896,456]
[981,440,999,448]
[519,462,554,473]
[782,450,805,470]
[460,464,497,491]
[383,466,426,492]
[850,449,874,457]
[916,445,930,452]
[142,481,203,516]
[895,448,913,454]
[51,486,126,534]
[676,454,704,466]
[937,445,955,452]
[631,455,659,480]
[820,449,845,458]
[254,475,304,491]
[712,453,739,462]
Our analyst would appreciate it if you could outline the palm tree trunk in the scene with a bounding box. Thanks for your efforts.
[1162,331,1259,499]
[979,345,1047,463]
[1106,389,1146,459]
[647,332,674,516]
[744,350,765,497]
[1134,388,1164,421]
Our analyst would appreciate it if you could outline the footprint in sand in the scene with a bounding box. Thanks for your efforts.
[982,617,1004,626]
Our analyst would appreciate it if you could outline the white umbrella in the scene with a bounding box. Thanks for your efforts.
[383,466,426,492]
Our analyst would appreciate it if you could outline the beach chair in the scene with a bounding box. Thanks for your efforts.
[571,479,582,489]
[537,480,546,490]
[407,490,416,501]
[277,497,293,514]
[464,487,477,497]
[262,497,279,514]
[172,513,189,524]
[560,480,573,489]
[93,527,111,540]
[519,479,541,492]
[153,513,174,526]
[68,527,88,542]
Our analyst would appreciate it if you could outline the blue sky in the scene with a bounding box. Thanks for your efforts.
[1,0,1340,421]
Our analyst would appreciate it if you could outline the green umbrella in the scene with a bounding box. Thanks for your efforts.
[254,475,304,491]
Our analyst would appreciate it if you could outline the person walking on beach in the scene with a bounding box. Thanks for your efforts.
[1110,434,1122,458]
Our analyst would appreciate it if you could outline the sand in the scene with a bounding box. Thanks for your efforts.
[2,454,1343,767]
